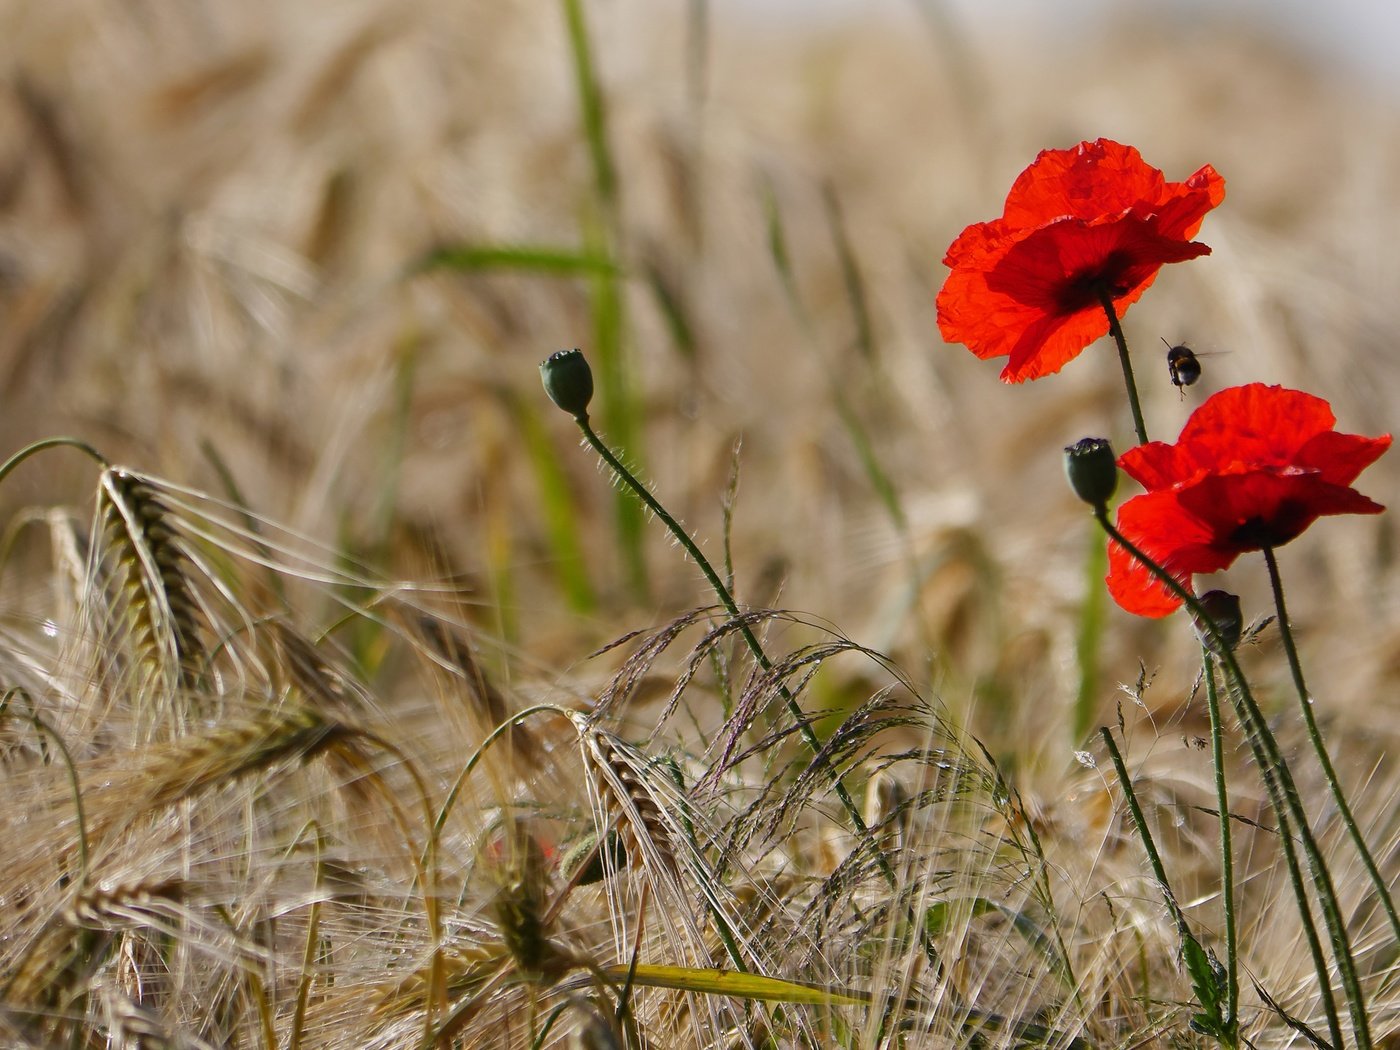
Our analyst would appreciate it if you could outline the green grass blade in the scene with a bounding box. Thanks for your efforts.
[410,243,618,277]
[762,175,906,533]
[366,336,418,562]
[645,259,698,361]
[561,0,616,213]
[200,438,289,609]
[583,210,648,600]
[560,0,646,600]
[598,963,868,1007]
[822,183,876,362]
[512,395,597,614]
[760,176,802,322]
[1071,521,1108,743]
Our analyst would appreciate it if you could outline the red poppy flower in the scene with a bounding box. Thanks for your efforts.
[937,139,1225,382]
[1107,384,1391,617]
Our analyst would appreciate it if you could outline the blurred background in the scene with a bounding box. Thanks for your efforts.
[2,0,1398,762]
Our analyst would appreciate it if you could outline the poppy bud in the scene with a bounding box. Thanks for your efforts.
[1191,589,1243,654]
[1064,437,1118,509]
[540,348,594,418]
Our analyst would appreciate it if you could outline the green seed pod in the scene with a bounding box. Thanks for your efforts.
[1192,589,1243,654]
[540,348,594,418]
[1064,437,1119,509]
[559,828,626,886]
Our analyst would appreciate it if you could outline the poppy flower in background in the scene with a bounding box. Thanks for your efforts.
[1107,384,1391,617]
[937,139,1225,383]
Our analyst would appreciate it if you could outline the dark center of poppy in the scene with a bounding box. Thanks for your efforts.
[1227,502,1310,550]
[1056,258,1133,314]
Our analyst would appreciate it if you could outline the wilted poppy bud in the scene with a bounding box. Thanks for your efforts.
[1191,589,1243,654]
[540,348,594,418]
[1064,437,1118,509]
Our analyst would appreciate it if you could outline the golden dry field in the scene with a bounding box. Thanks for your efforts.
[2,2,1400,1046]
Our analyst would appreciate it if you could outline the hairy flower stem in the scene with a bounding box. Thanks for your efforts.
[1095,510,1369,1048]
[1203,653,1239,1042]
[1263,545,1400,943]
[1097,288,1149,446]
[573,414,878,848]
[1103,723,1237,1043]
[1099,727,1193,941]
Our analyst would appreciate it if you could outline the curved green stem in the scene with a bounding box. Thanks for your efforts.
[1263,545,1400,944]
[429,703,575,859]
[17,701,90,885]
[1203,652,1239,1042]
[1097,288,1148,446]
[1096,511,1368,1048]
[0,437,109,491]
[574,413,875,845]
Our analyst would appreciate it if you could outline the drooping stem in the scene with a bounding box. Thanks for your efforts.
[0,436,109,491]
[1096,511,1369,1048]
[1097,288,1149,446]
[1263,544,1400,943]
[21,703,90,886]
[1202,652,1239,1042]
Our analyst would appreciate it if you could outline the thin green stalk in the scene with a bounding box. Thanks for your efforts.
[561,0,616,216]
[561,0,646,599]
[1100,725,1235,1045]
[573,414,875,843]
[289,823,326,1050]
[582,210,647,600]
[1203,653,1240,1044]
[1072,523,1108,743]
[1096,288,1148,446]
[1099,728,1190,940]
[429,703,575,856]
[21,705,90,885]
[201,439,289,610]
[763,178,906,535]
[512,395,597,613]
[1096,511,1369,1048]
[1239,756,1340,1046]
[0,436,109,490]
[1263,544,1400,943]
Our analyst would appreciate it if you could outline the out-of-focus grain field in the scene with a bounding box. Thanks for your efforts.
[3,2,1399,1046]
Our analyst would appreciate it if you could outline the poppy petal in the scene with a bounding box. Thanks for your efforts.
[1177,471,1387,549]
[1106,492,1234,617]
[937,139,1224,383]
[1107,384,1389,618]
[1002,139,1164,227]
[1153,164,1227,240]
[1176,385,1337,468]
[1118,439,1202,490]
[1295,430,1393,486]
